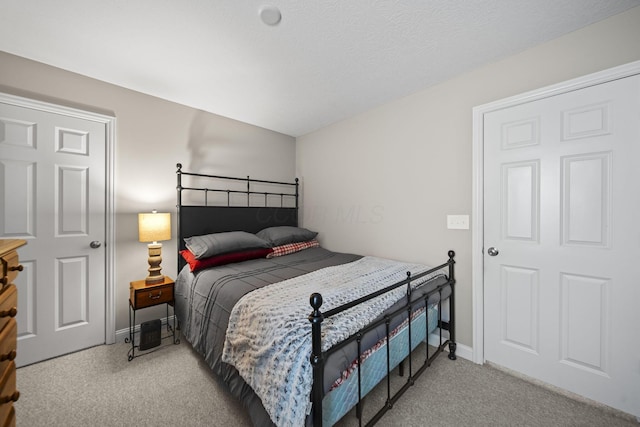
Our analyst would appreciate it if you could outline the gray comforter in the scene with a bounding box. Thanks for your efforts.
[175,247,362,426]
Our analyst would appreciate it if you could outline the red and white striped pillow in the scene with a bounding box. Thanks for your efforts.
[266,239,319,258]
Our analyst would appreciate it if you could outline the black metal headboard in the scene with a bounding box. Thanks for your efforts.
[176,163,299,271]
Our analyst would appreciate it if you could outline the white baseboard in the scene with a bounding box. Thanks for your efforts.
[114,315,176,343]
[427,331,473,361]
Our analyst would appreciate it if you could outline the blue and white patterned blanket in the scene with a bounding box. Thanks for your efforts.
[221,256,439,427]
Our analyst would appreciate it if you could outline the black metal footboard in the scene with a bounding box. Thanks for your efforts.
[309,250,456,426]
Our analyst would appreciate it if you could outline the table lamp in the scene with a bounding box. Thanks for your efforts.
[138,211,171,285]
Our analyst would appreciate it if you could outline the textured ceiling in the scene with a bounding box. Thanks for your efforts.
[0,1,638,136]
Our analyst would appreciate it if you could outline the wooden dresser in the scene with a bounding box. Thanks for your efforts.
[0,239,25,427]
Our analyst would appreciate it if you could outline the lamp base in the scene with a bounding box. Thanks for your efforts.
[145,243,164,285]
[145,275,165,285]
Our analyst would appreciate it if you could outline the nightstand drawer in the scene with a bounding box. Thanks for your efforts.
[130,283,173,309]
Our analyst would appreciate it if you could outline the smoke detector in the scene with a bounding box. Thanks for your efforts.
[260,6,282,26]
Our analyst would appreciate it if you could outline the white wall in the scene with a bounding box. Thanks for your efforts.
[0,52,296,332]
[296,6,640,348]
[2,6,639,348]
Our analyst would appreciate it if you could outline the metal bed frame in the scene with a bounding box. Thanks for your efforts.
[176,163,456,426]
[309,253,456,426]
[176,163,299,271]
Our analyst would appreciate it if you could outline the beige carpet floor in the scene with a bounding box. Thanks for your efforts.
[16,340,637,426]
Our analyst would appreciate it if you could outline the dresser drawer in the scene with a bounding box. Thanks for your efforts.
[2,405,14,427]
[0,320,16,377]
[0,361,18,422]
[0,288,17,336]
[0,252,20,289]
[130,283,173,309]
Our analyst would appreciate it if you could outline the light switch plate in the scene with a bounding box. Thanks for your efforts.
[447,214,469,230]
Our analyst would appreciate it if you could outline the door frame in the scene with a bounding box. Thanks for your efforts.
[471,60,640,364]
[0,92,117,345]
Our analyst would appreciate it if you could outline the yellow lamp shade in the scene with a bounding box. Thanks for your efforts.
[138,212,171,243]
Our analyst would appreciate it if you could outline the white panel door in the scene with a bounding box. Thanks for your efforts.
[484,75,640,417]
[0,99,107,366]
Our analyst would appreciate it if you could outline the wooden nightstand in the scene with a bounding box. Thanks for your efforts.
[126,276,179,361]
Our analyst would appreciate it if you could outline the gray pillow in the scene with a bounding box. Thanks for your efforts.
[256,226,318,246]
[184,231,271,260]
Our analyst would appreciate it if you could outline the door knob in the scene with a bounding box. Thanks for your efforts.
[90,241,102,249]
[487,247,499,256]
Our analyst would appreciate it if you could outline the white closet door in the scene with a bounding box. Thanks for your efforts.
[1,98,108,366]
[483,74,640,417]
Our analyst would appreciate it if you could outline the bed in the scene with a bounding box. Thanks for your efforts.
[174,164,457,426]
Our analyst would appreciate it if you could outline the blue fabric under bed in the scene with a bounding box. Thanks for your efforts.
[322,304,439,426]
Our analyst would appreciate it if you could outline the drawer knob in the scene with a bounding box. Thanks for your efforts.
[0,391,19,404]
[0,350,16,362]
[0,307,17,318]
[149,291,162,300]
[9,265,23,272]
